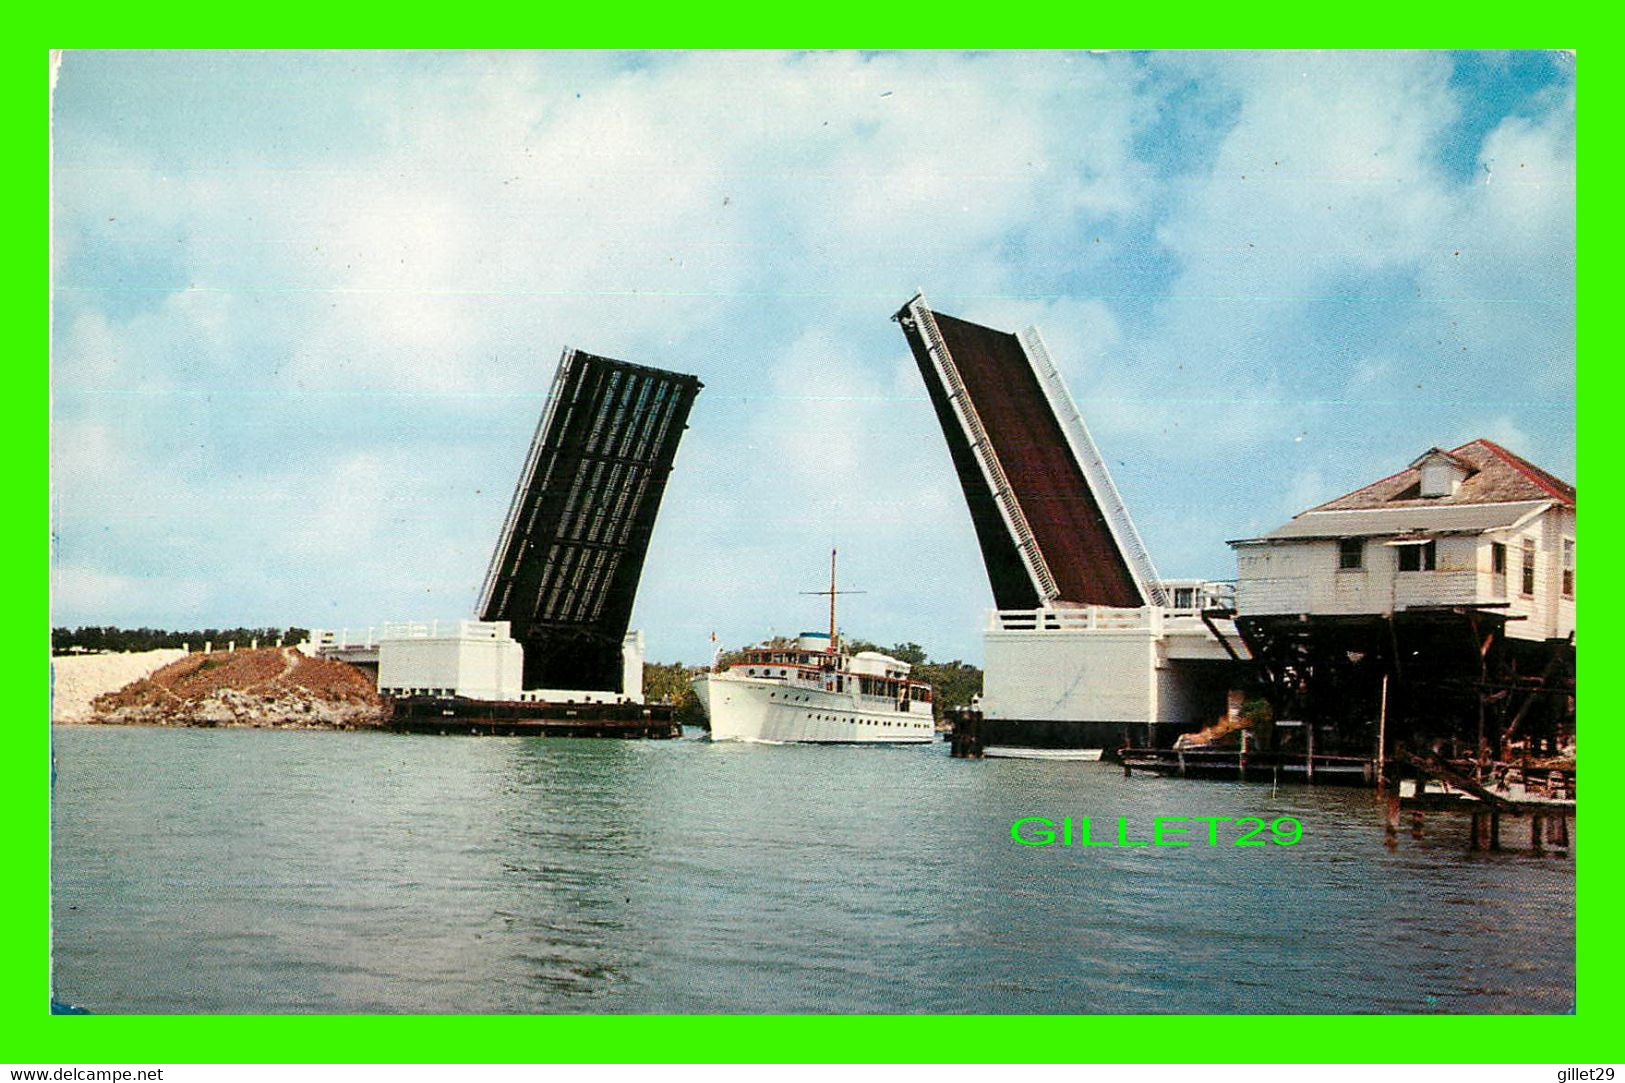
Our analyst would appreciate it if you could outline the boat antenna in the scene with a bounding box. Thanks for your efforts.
[800,547,865,653]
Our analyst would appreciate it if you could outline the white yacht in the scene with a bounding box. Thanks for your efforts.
[692,552,935,743]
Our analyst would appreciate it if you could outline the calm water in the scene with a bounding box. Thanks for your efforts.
[50,725,1574,1014]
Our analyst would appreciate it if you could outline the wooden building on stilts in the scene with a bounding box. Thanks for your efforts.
[1228,440,1575,768]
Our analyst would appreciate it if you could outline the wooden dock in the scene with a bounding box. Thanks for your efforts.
[385,695,681,738]
[1387,749,1574,853]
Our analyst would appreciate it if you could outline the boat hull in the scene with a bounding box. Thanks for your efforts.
[694,674,934,744]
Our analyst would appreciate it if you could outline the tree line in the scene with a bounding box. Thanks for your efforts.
[641,637,983,727]
[51,626,311,655]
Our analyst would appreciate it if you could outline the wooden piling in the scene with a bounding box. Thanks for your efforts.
[950,711,984,759]
[1385,795,1400,847]
[1410,810,1424,838]
[1489,810,1501,851]
[1531,813,1544,854]
[1375,673,1389,790]
[1553,816,1570,848]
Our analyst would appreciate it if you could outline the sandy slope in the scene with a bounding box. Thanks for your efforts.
[50,649,188,723]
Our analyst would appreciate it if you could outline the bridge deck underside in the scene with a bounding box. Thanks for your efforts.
[480,351,701,692]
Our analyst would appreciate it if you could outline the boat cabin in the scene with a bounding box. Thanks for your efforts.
[728,634,933,704]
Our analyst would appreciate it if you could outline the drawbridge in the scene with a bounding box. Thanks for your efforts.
[894,293,1244,753]
[477,348,702,693]
[894,292,1166,612]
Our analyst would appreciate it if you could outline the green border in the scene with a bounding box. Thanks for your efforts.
[19,23,1613,1065]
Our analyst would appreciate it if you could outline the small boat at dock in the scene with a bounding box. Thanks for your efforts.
[983,747,1103,762]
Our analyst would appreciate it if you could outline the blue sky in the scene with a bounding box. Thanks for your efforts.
[50,50,1575,665]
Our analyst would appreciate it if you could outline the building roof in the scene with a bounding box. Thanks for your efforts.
[1237,500,1553,544]
[1407,446,1476,473]
[1308,439,1575,512]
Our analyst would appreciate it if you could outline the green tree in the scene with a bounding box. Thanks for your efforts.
[641,661,707,725]
[52,624,315,655]
[642,661,692,705]
[887,642,928,666]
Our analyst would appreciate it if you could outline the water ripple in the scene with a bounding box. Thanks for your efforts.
[51,726,1573,1014]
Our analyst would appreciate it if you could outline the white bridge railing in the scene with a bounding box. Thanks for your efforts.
[991,607,1165,633]
[377,619,511,641]
[309,620,512,652]
[989,581,1236,634]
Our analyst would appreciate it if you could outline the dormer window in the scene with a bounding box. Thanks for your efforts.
[1410,448,1472,499]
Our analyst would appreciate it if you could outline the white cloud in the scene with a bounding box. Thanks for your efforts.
[51,564,210,625]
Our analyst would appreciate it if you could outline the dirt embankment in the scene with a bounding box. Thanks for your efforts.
[86,647,386,729]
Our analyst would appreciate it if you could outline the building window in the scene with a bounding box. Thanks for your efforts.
[1521,538,1536,596]
[1491,542,1506,575]
[1172,586,1195,609]
[1338,538,1364,570]
[1397,541,1436,572]
[1563,538,1575,597]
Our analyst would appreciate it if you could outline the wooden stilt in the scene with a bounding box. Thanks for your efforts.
[1410,811,1424,838]
[1376,673,1388,791]
[1554,816,1570,848]
[1489,811,1501,851]
[1531,814,1544,854]
[1385,795,1400,847]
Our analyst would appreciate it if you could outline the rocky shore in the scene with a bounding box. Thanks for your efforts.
[61,647,386,729]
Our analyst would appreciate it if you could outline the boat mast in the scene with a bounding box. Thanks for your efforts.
[800,549,864,657]
[828,548,838,653]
